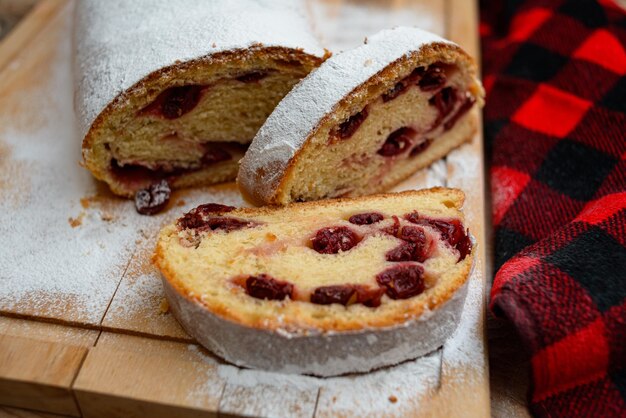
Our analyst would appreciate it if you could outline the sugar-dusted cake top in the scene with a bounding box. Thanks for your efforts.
[74,0,326,137]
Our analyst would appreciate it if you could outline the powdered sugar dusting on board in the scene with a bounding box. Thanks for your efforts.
[188,344,441,417]
[238,26,454,202]
[74,0,325,138]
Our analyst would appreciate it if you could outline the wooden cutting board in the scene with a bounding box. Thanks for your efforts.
[0,0,490,416]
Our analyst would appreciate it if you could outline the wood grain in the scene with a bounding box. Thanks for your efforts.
[73,333,225,418]
[0,318,97,416]
[0,0,65,73]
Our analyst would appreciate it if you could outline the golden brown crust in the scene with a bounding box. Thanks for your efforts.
[82,46,327,197]
[153,188,473,333]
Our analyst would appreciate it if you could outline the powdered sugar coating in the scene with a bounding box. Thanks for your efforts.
[238,26,454,203]
[73,0,326,138]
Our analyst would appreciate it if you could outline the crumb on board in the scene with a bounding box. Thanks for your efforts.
[80,197,90,208]
[159,298,170,314]
[68,212,85,228]
[177,199,186,207]
[100,211,114,221]
[389,395,398,403]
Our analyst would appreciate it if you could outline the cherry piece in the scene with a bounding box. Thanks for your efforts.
[409,138,433,157]
[386,242,416,262]
[246,274,293,301]
[382,82,409,102]
[236,71,269,83]
[377,127,416,157]
[310,285,356,306]
[178,204,252,232]
[134,179,171,215]
[382,215,402,237]
[355,286,386,307]
[386,226,430,262]
[405,213,472,261]
[311,226,361,254]
[349,212,384,225]
[444,95,476,131]
[418,64,446,91]
[376,264,425,299]
[159,85,203,119]
[429,87,458,122]
[333,109,369,140]
[201,147,232,165]
[456,231,473,261]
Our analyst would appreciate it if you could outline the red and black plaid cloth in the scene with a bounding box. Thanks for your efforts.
[480,0,626,416]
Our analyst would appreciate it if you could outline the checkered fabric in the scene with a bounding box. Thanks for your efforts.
[481,0,626,416]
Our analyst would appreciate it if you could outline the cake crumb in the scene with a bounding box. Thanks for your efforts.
[100,211,114,222]
[177,199,186,207]
[80,197,90,208]
[388,395,398,403]
[68,212,85,228]
[159,298,170,314]
[364,58,373,66]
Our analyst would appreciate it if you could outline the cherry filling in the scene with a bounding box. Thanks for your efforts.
[135,179,171,215]
[178,203,236,229]
[429,87,458,124]
[332,108,369,141]
[310,285,385,307]
[311,226,361,254]
[310,285,356,306]
[409,138,433,157]
[236,71,269,83]
[245,274,294,301]
[418,64,447,91]
[348,212,384,225]
[382,81,410,102]
[141,85,204,119]
[378,127,417,157]
[443,95,476,131]
[376,264,425,299]
[111,146,232,184]
[405,212,472,261]
[386,226,430,263]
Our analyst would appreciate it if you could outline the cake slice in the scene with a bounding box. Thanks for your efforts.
[154,188,474,376]
[74,0,327,213]
[238,27,484,206]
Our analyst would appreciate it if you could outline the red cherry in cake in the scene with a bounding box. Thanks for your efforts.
[159,85,203,119]
[405,212,472,261]
[386,226,430,262]
[246,274,293,301]
[310,285,385,307]
[134,179,171,215]
[355,286,385,307]
[236,71,269,83]
[456,232,472,261]
[376,264,425,299]
[382,81,409,102]
[377,127,416,157]
[333,108,369,140]
[310,285,356,306]
[201,147,232,165]
[409,138,433,157]
[418,64,446,91]
[311,226,361,254]
[429,87,458,123]
[177,204,255,233]
[348,212,384,225]
[444,95,476,131]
